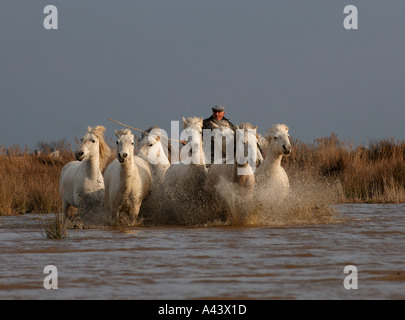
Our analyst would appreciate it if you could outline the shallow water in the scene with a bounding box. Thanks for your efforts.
[0,204,404,300]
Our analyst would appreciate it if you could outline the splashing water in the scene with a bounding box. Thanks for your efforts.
[73,172,343,229]
[215,174,343,227]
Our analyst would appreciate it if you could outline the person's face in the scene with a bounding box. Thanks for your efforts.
[212,110,225,121]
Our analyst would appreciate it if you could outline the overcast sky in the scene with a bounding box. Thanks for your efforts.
[1,0,404,149]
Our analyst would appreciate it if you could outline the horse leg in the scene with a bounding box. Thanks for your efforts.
[62,199,70,218]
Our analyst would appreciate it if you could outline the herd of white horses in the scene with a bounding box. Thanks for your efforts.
[59,117,292,226]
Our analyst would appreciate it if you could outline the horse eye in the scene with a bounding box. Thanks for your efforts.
[274,136,278,140]
[91,140,95,143]
[149,143,153,147]
[132,142,134,146]
[116,141,118,145]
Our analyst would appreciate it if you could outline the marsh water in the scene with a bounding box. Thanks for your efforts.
[0,204,404,300]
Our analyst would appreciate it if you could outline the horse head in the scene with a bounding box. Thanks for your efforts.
[266,124,291,157]
[181,117,205,164]
[139,127,170,165]
[182,117,203,148]
[115,129,135,163]
[76,126,105,161]
[209,122,235,163]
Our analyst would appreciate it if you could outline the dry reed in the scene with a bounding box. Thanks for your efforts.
[0,143,75,215]
[284,133,405,204]
[40,212,69,240]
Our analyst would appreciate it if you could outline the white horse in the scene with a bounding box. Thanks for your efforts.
[205,123,261,222]
[59,126,111,220]
[137,126,171,224]
[137,126,171,186]
[254,123,292,203]
[163,117,208,225]
[103,129,152,226]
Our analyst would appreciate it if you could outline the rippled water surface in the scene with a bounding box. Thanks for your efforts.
[1,204,404,299]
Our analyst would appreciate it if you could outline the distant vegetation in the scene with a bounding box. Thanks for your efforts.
[284,134,405,204]
[0,142,75,215]
[0,134,404,216]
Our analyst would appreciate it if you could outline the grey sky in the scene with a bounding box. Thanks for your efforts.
[1,0,404,149]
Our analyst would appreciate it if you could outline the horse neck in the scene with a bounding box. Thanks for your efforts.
[83,153,101,178]
[186,135,206,166]
[185,126,205,166]
[137,142,148,160]
[120,154,138,181]
[233,162,254,183]
[192,143,206,166]
[262,148,283,173]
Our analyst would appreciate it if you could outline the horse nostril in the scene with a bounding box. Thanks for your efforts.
[119,152,128,160]
[75,151,84,161]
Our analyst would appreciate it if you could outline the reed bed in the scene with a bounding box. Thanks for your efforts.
[284,134,405,204]
[0,134,404,216]
[0,143,75,215]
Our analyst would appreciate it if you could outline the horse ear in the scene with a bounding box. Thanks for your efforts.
[115,130,120,138]
[253,126,258,130]
[235,125,239,130]
[156,136,161,141]
[87,126,92,132]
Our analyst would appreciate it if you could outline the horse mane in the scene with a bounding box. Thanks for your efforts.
[116,128,132,137]
[238,122,257,131]
[264,124,289,143]
[267,124,289,135]
[141,126,159,140]
[88,125,111,171]
[183,117,203,129]
[238,122,260,141]
[270,123,289,134]
[141,126,168,146]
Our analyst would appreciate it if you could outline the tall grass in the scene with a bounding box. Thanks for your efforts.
[0,143,75,215]
[284,134,405,203]
[40,212,69,240]
[0,134,404,216]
